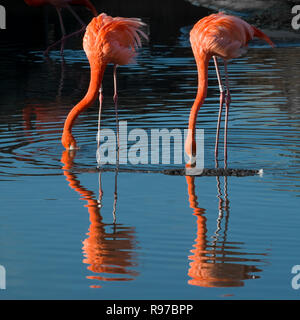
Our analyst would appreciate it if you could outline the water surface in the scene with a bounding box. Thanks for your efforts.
[0,27,299,299]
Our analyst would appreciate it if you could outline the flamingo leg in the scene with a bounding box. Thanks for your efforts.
[97,85,103,148]
[55,7,66,55]
[66,4,86,28]
[96,85,103,165]
[112,65,119,222]
[113,64,120,158]
[224,60,231,168]
[213,56,225,162]
[43,5,86,56]
[43,27,84,56]
[112,65,119,219]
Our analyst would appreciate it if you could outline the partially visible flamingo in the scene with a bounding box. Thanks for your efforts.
[184,12,275,168]
[24,0,98,55]
[61,13,148,150]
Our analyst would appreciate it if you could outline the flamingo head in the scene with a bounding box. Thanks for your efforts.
[184,131,197,167]
[62,132,77,150]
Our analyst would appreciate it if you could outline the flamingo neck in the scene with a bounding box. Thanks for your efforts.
[185,51,210,161]
[188,52,211,132]
[63,61,107,135]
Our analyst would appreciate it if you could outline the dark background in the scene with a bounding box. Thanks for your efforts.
[0,0,210,52]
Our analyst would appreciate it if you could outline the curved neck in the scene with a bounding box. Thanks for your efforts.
[63,61,106,134]
[188,52,211,132]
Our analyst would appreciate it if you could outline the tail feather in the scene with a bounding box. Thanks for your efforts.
[252,26,275,48]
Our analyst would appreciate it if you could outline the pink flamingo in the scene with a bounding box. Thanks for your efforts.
[184,12,275,167]
[61,13,148,150]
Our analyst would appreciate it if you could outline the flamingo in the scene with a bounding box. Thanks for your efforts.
[24,0,98,55]
[184,12,275,168]
[61,13,148,150]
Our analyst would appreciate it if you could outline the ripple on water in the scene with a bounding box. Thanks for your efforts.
[0,34,300,299]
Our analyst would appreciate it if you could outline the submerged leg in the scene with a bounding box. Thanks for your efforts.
[213,56,225,162]
[113,64,120,160]
[224,60,231,168]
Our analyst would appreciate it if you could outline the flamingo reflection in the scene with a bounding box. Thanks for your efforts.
[22,58,68,139]
[61,150,138,287]
[185,174,265,287]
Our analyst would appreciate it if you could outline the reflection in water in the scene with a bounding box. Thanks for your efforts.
[185,175,265,287]
[61,151,138,287]
[22,58,67,141]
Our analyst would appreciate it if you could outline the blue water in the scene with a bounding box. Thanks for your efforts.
[0,26,300,299]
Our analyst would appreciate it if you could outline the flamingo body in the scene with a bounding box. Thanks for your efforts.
[190,12,274,60]
[62,13,148,149]
[83,14,147,66]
